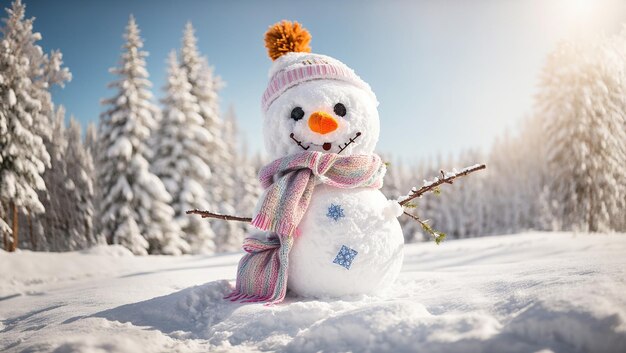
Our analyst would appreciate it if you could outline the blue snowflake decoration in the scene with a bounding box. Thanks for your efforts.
[326,203,345,222]
[333,245,358,270]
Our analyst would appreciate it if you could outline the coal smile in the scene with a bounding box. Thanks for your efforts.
[290,132,362,154]
[337,132,362,154]
[289,133,310,150]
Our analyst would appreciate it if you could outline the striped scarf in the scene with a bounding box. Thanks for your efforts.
[225,151,386,305]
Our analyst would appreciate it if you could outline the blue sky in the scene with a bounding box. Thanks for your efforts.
[4,0,625,163]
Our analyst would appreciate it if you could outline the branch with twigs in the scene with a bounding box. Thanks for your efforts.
[399,164,486,243]
[398,164,486,207]
[187,164,487,244]
[402,211,447,245]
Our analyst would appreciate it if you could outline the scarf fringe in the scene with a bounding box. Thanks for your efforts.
[224,236,290,305]
[224,291,283,306]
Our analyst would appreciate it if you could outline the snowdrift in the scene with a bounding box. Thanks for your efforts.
[1,232,625,352]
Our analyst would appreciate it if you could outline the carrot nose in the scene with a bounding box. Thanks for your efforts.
[308,111,338,135]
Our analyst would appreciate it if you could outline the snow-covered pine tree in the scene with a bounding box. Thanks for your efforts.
[0,68,9,249]
[236,144,263,239]
[83,122,103,243]
[179,22,232,246]
[456,149,487,238]
[34,108,100,251]
[35,105,70,251]
[84,122,98,159]
[0,202,9,249]
[538,36,626,233]
[513,114,549,232]
[152,51,217,254]
[96,16,184,255]
[213,106,246,252]
[180,22,223,135]
[85,125,97,213]
[66,117,101,248]
[24,31,72,252]
[0,0,70,251]
[606,26,626,232]
[484,133,519,235]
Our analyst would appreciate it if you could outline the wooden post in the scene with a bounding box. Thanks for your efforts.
[10,201,18,252]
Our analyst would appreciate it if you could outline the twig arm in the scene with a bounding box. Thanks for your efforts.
[397,163,486,244]
[185,209,252,223]
[398,164,486,206]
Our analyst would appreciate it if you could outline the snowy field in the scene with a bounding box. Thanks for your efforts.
[1,232,625,353]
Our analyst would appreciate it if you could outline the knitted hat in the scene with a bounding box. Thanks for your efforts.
[262,21,375,112]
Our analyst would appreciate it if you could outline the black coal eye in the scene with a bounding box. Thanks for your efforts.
[334,103,347,117]
[290,107,305,121]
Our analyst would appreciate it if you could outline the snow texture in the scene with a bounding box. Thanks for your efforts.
[0,232,624,353]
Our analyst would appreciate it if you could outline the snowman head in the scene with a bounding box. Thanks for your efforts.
[262,21,380,160]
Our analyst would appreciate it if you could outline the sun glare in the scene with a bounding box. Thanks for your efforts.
[556,0,622,39]
[574,0,594,17]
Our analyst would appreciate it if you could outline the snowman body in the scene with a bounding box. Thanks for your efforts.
[288,185,404,298]
[261,50,405,299]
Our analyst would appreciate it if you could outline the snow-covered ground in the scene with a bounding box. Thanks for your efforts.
[1,232,625,353]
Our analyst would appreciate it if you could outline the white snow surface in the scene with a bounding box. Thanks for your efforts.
[1,232,625,353]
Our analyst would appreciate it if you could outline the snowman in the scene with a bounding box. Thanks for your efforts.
[226,21,404,304]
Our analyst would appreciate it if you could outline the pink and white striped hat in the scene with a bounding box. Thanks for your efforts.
[262,52,375,112]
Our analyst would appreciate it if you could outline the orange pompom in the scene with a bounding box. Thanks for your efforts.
[264,20,311,61]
